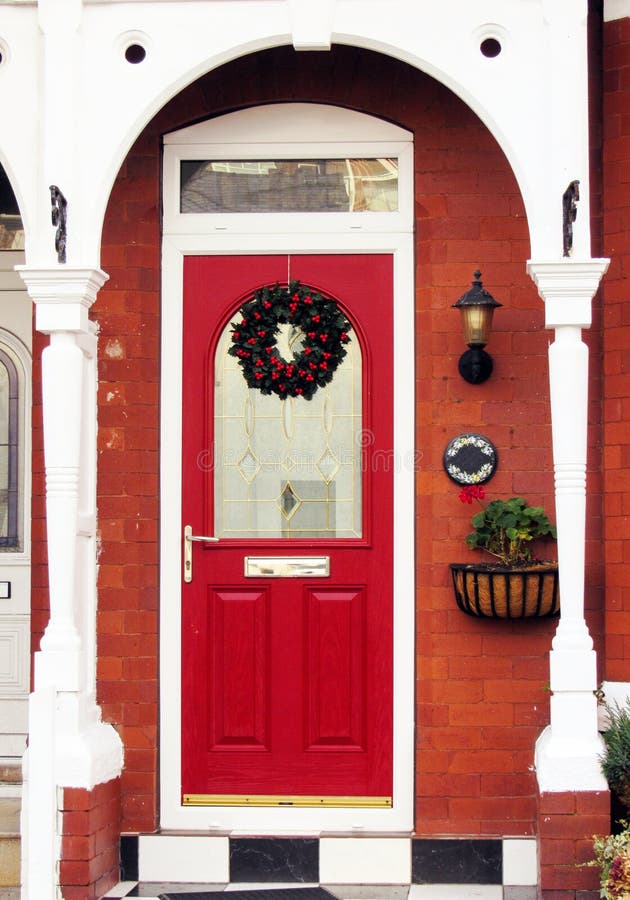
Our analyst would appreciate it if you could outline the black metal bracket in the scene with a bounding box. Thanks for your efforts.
[50,185,67,263]
[562,180,579,258]
[457,346,493,384]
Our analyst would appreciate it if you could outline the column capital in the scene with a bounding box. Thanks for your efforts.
[16,266,108,334]
[526,258,609,328]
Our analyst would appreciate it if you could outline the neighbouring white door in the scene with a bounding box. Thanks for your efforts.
[0,249,32,761]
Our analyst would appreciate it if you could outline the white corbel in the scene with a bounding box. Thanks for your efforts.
[528,258,609,791]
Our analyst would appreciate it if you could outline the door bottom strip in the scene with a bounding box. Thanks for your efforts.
[182,794,392,807]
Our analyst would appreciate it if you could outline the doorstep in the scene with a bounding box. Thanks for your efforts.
[104,834,538,899]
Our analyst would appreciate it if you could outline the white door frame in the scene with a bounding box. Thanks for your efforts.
[160,104,415,833]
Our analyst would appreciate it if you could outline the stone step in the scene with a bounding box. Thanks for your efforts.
[0,763,22,890]
[0,834,19,889]
[0,761,22,799]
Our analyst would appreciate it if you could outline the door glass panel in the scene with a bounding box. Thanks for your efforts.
[181,159,398,213]
[214,317,362,538]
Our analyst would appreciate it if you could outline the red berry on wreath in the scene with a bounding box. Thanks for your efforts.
[228,281,352,400]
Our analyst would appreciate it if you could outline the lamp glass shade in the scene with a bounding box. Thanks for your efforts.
[459,304,494,347]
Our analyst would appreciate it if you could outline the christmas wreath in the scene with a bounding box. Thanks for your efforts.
[228,281,352,401]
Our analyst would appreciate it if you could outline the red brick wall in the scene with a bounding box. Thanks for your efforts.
[28,44,598,836]
[59,778,121,900]
[603,15,630,682]
[537,790,609,899]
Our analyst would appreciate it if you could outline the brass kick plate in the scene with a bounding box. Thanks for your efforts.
[244,556,330,578]
[183,793,392,807]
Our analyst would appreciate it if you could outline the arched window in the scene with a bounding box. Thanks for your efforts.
[0,348,19,547]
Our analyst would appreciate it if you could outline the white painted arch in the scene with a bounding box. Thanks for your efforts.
[0,0,593,266]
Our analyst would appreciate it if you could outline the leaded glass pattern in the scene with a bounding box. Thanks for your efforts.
[214,315,362,538]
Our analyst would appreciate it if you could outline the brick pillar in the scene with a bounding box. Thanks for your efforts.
[538,789,610,899]
[59,778,121,900]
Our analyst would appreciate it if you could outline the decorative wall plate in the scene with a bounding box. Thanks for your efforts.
[443,433,498,485]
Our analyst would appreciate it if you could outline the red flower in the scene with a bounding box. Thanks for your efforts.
[458,484,486,504]
[307,331,316,339]
[257,330,266,338]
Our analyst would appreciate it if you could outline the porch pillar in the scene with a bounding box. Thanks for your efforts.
[16,267,123,899]
[527,258,609,790]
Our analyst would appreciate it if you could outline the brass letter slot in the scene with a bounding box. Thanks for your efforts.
[244,556,330,578]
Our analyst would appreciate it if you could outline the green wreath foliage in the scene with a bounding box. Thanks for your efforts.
[228,281,352,401]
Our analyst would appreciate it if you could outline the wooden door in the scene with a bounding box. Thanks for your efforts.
[181,253,393,806]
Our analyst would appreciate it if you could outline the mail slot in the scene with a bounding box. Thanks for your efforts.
[244,556,330,578]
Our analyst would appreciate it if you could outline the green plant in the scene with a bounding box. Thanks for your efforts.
[588,821,630,899]
[601,701,630,814]
[464,495,557,566]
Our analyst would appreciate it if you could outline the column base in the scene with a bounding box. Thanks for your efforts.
[536,726,608,793]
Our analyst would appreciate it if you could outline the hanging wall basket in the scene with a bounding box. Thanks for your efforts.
[450,562,560,619]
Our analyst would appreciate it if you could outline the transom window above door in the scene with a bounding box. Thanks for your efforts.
[163,103,413,233]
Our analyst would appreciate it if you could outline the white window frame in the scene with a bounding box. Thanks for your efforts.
[160,104,415,834]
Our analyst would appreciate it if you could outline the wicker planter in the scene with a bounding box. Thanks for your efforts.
[450,562,559,618]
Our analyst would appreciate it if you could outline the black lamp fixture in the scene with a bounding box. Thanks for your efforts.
[452,270,502,384]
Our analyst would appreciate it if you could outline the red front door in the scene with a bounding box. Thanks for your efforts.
[181,254,393,806]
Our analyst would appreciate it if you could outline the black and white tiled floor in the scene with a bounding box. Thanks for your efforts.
[101,836,538,899]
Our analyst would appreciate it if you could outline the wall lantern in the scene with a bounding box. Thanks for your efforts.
[452,270,502,384]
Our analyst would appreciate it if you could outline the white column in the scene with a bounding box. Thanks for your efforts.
[17,267,123,899]
[528,259,609,791]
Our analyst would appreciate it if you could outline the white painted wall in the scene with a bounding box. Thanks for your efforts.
[604,0,630,21]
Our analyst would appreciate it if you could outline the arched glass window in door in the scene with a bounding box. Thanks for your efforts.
[214,311,362,539]
[0,348,19,548]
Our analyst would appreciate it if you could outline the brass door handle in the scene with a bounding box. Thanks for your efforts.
[184,525,219,583]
